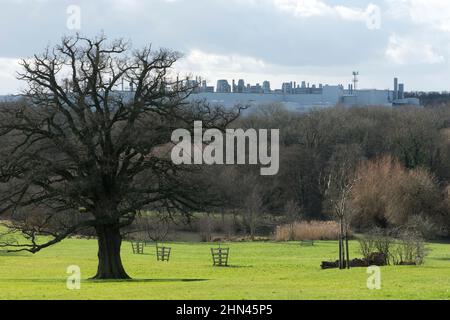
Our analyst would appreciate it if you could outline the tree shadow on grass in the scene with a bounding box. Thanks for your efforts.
[0,251,29,257]
[0,278,210,284]
[433,257,450,261]
[88,278,210,283]
[0,279,70,283]
[212,265,253,269]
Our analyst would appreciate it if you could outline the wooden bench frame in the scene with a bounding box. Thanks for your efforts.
[131,241,145,254]
[156,245,171,262]
[211,247,229,267]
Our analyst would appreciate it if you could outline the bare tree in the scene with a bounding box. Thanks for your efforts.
[330,181,353,269]
[243,184,264,241]
[284,199,302,224]
[0,34,243,279]
[284,199,302,241]
[325,145,360,269]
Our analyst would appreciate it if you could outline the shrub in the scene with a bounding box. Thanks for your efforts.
[357,229,392,265]
[357,235,376,261]
[358,228,428,266]
[351,156,442,229]
[391,229,428,265]
[275,221,343,241]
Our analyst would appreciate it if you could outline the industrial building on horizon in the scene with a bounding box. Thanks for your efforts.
[187,74,420,112]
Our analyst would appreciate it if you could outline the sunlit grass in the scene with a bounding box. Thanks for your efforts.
[0,238,449,299]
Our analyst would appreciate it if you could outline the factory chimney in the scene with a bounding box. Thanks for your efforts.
[393,77,398,100]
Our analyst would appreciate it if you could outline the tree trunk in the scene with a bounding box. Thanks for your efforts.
[250,220,256,241]
[250,227,255,241]
[338,218,343,269]
[345,225,350,269]
[92,224,130,280]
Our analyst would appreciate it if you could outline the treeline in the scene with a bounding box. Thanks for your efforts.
[407,91,450,107]
[203,103,450,238]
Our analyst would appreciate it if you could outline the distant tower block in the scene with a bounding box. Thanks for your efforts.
[352,71,359,91]
[399,83,404,99]
[394,77,398,100]
[262,80,271,93]
[238,79,245,93]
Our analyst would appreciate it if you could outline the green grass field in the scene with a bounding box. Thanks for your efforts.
[0,238,449,300]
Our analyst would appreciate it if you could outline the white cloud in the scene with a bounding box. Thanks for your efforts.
[109,0,143,11]
[0,58,22,95]
[385,34,445,65]
[272,0,378,24]
[335,5,366,21]
[174,49,272,85]
[177,49,267,74]
[387,0,450,32]
[272,0,333,17]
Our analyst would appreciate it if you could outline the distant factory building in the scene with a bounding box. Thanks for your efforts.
[392,80,418,106]
[188,74,420,112]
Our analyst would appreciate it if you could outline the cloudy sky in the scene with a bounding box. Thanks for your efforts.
[0,0,450,94]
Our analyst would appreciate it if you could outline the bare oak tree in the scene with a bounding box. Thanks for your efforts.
[0,34,242,279]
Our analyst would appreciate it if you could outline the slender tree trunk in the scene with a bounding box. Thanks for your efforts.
[339,217,345,269]
[338,233,343,269]
[92,224,130,280]
[345,224,350,269]
[250,223,255,241]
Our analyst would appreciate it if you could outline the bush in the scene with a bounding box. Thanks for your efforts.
[357,229,392,265]
[391,229,428,265]
[358,235,376,261]
[358,228,428,266]
[351,156,442,229]
[275,221,343,241]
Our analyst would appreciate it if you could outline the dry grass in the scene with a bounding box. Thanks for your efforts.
[275,221,344,241]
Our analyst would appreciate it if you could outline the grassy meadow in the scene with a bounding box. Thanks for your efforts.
[0,238,449,300]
